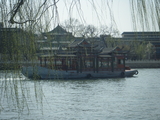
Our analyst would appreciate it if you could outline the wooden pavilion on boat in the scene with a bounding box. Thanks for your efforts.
[38,39,127,73]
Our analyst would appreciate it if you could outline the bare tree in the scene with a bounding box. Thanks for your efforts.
[62,18,85,37]
[84,25,98,38]
[98,25,120,37]
[62,18,99,38]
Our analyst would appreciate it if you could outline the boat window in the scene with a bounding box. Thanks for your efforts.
[82,57,94,70]
[118,59,121,64]
[99,58,111,68]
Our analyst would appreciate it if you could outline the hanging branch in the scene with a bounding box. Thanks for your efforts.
[9,0,60,24]
[35,0,60,22]
[9,0,27,24]
[9,0,45,24]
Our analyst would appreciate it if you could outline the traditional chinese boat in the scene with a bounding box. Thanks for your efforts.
[21,39,138,79]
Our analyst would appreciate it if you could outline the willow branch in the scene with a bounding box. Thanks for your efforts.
[9,0,25,24]
[9,0,60,24]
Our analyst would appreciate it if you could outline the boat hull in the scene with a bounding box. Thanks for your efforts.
[125,69,138,77]
[21,66,138,79]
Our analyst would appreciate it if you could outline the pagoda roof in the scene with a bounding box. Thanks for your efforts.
[68,39,91,48]
[42,25,71,35]
[100,47,127,55]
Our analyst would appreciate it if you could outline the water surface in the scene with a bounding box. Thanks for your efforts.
[0,69,160,120]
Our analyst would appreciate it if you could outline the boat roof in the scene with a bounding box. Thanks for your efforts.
[68,39,91,48]
[98,55,112,58]
[100,47,127,55]
[39,54,76,58]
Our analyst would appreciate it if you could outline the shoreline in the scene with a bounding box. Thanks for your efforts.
[125,60,160,68]
[0,60,160,70]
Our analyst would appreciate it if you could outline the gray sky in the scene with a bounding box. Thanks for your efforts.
[56,0,132,34]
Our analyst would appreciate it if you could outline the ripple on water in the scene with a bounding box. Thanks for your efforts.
[0,69,160,120]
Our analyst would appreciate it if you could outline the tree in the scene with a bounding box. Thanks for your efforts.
[62,18,99,38]
[62,18,85,37]
[62,18,120,38]
[98,25,120,37]
[126,41,156,60]
[145,42,156,59]
[84,25,98,38]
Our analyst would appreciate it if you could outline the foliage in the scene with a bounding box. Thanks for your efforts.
[127,41,156,60]
[130,0,160,31]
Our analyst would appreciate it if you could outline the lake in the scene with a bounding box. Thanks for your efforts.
[0,68,160,120]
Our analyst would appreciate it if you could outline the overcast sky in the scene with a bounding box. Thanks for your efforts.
[56,0,133,34]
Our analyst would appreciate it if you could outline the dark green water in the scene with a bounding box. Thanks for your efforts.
[0,69,160,120]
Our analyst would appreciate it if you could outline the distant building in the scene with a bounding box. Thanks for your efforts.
[122,32,160,42]
[36,25,74,54]
[122,32,160,59]
[36,25,160,59]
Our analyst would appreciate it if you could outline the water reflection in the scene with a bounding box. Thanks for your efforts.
[0,70,25,80]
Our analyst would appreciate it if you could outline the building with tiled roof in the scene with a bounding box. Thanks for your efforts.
[37,25,74,54]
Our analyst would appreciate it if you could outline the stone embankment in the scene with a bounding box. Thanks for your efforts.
[126,60,160,68]
[0,61,39,70]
